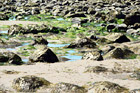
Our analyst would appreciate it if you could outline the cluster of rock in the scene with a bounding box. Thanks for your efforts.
[11,75,131,93]
[8,24,66,35]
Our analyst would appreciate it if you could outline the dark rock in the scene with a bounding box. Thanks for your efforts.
[29,45,59,63]
[12,75,51,92]
[65,12,86,18]
[107,24,116,31]
[88,81,129,93]
[124,13,140,26]
[0,52,22,65]
[43,82,87,93]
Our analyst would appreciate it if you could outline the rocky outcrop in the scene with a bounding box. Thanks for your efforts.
[88,81,129,93]
[12,75,51,92]
[29,45,59,63]
[0,52,22,65]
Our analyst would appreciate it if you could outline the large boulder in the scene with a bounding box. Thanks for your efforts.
[8,25,26,35]
[82,50,103,61]
[12,75,51,92]
[29,45,59,63]
[0,52,22,65]
[67,37,96,48]
[41,82,87,93]
[88,81,129,93]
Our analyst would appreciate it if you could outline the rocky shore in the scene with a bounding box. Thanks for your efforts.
[0,0,140,92]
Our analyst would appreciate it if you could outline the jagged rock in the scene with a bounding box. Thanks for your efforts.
[12,75,51,92]
[88,81,129,93]
[0,52,22,65]
[103,47,136,59]
[41,82,87,93]
[32,35,48,45]
[67,37,96,48]
[29,45,59,63]
[84,66,108,73]
[82,51,103,61]
[8,25,26,35]
[107,23,116,31]
[106,33,130,43]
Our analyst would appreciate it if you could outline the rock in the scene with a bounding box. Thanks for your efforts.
[124,13,140,26]
[130,89,140,93]
[0,13,9,20]
[100,45,115,55]
[116,24,127,32]
[32,35,48,45]
[82,50,103,61]
[67,37,96,48]
[104,47,136,59]
[84,66,108,73]
[8,25,26,35]
[106,33,130,43]
[65,12,86,18]
[29,45,59,63]
[88,81,129,93]
[0,52,22,65]
[126,29,140,35]
[12,75,51,92]
[96,37,112,44]
[107,23,116,31]
[42,82,87,93]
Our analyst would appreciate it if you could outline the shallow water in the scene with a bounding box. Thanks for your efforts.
[0,30,8,34]
[48,43,70,47]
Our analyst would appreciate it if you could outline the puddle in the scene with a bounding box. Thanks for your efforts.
[62,54,82,61]
[57,18,64,21]
[9,17,16,21]
[24,17,29,20]
[0,30,8,34]
[22,58,29,62]
[48,43,69,47]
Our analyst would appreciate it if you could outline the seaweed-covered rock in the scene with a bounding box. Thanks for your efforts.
[42,82,87,93]
[0,52,22,65]
[67,37,96,48]
[8,25,26,35]
[84,66,108,73]
[88,81,129,93]
[12,75,51,92]
[82,51,103,61]
[29,45,59,63]
[32,35,48,45]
